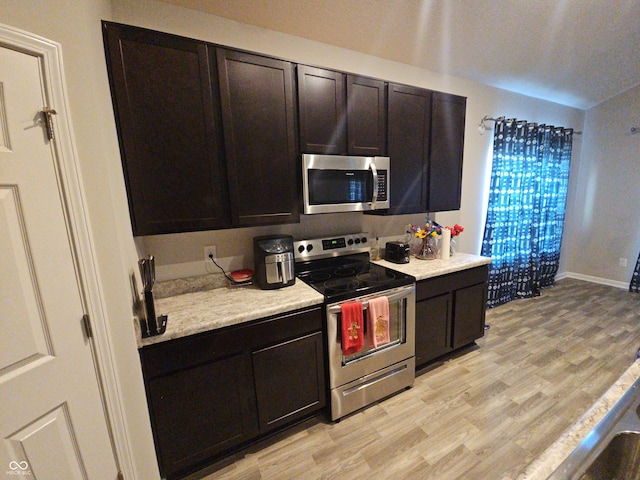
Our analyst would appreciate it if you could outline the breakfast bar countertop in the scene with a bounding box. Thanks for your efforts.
[517,359,640,479]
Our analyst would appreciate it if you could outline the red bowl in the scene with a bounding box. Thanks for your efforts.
[229,269,254,282]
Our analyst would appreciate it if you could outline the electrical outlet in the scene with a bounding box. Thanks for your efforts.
[619,257,628,267]
[204,245,217,272]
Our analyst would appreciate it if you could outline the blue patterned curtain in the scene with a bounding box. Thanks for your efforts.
[631,252,640,293]
[481,118,573,308]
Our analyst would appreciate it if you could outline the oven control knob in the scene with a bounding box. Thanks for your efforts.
[306,244,314,252]
[298,245,305,254]
[354,238,361,244]
[347,239,354,245]
[361,237,368,244]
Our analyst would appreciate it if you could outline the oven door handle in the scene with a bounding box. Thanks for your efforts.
[327,285,415,314]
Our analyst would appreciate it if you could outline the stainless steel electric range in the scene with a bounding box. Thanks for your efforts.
[294,233,416,420]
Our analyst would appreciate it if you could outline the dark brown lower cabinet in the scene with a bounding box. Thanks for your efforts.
[452,282,488,349]
[147,353,257,477]
[415,292,452,365]
[140,307,325,479]
[415,266,488,368]
[253,332,325,432]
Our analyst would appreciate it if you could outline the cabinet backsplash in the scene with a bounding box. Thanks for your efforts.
[136,212,430,282]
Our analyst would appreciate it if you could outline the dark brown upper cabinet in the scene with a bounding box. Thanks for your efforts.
[381,86,466,215]
[103,22,229,235]
[346,75,387,156]
[104,21,465,235]
[428,92,466,212]
[385,83,432,215]
[297,66,387,156]
[216,49,299,226]
[297,65,346,154]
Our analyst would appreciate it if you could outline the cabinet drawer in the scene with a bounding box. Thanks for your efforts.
[247,307,322,350]
[140,307,322,378]
[141,328,241,379]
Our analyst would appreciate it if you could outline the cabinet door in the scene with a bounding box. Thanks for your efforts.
[428,92,466,212]
[386,83,432,214]
[452,282,487,349]
[147,353,257,479]
[252,332,326,432]
[103,23,229,235]
[415,293,452,367]
[217,49,299,226]
[297,65,346,154]
[346,75,387,156]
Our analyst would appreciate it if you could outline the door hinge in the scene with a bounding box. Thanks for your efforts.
[42,107,57,141]
[82,314,93,339]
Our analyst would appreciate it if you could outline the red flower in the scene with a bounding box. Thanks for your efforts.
[446,224,464,237]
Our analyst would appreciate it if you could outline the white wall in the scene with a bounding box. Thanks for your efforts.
[562,84,640,286]
[113,0,585,281]
[0,1,160,478]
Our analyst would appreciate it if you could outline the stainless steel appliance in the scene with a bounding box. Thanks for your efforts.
[302,154,390,214]
[295,233,415,420]
[385,241,411,264]
[253,235,295,290]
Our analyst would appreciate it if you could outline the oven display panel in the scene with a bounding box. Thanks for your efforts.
[322,238,346,250]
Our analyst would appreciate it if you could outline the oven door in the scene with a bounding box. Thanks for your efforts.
[326,284,415,390]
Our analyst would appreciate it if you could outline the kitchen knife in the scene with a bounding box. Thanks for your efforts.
[148,255,155,290]
[138,258,148,291]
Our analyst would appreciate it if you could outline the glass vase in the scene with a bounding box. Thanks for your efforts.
[450,238,458,256]
[415,237,438,260]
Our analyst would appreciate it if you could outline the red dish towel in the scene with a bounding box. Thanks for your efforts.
[341,301,364,355]
[367,296,390,348]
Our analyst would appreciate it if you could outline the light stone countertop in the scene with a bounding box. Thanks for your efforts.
[374,252,492,281]
[517,360,640,479]
[137,252,490,348]
[138,280,324,348]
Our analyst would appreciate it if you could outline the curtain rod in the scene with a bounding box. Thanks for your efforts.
[478,115,583,135]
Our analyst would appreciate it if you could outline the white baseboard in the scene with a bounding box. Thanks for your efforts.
[557,271,629,290]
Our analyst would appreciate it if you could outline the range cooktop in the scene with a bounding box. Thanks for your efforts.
[294,233,415,303]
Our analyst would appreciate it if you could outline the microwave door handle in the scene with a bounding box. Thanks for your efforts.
[370,162,379,209]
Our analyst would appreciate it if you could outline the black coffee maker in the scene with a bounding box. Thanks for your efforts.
[253,235,296,289]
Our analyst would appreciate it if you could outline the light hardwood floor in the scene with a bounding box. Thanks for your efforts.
[190,278,640,480]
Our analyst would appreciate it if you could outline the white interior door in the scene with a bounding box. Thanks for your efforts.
[0,43,118,479]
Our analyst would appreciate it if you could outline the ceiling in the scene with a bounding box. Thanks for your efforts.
[159,0,640,110]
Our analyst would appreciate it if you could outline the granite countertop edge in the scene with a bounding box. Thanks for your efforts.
[374,252,491,281]
[136,252,491,348]
[516,360,640,479]
[137,281,325,348]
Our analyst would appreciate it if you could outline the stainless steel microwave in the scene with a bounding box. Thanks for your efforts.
[302,154,390,214]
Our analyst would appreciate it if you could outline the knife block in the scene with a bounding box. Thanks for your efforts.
[140,290,167,338]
